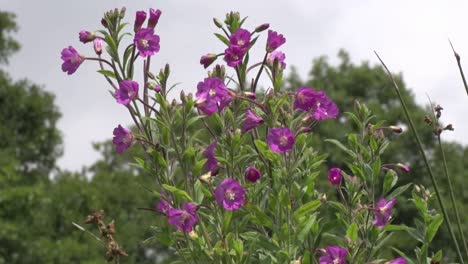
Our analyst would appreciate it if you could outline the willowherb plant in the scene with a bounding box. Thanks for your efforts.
[62,7,448,264]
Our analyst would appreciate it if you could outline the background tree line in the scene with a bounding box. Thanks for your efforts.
[0,10,466,263]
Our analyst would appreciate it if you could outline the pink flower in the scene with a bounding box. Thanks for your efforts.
[224,45,245,67]
[267,127,295,153]
[168,203,198,232]
[294,87,339,120]
[79,30,96,43]
[148,8,162,29]
[319,246,347,264]
[60,46,84,75]
[328,168,342,186]
[134,28,160,57]
[203,140,218,174]
[112,125,134,153]
[134,11,147,32]
[387,257,406,264]
[115,80,139,106]
[242,109,264,133]
[229,28,251,51]
[93,38,103,55]
[156,199,172,216]
[373,198,396,227]
[266,30,286,52]
[215,178,246,210]
[196,77,232,116]
[245,166,261,183]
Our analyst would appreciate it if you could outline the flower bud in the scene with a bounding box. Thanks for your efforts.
[164,64,170,77]
[148,8,162,29]
[396,163,410,173]
[389,125,403,134]
[134,11,147,32]
[79,30,96,44]
[200,53,217,69]
[119,7,126,19]
[93,38,103,55]
[101,18,109,28]
[319,193,327,203]
[296,127,312,135]
[444,124,454,131]
[244,166,261,183]
[243,92,256,100]
[254,23,270,33]
[213,18,223,28]
[147,82,161,92]
[180,90,186,102]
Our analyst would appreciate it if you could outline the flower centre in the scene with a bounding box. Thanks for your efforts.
[333,258,340,264]
[123,134,133,145]
[225,190,236,201]
[297,93,305,103]
[140,39,149,48]
[179,211,190,224]
[237,39,245,46]
[279,135,289,146]
[209,88,216,97]
[128,91,136,99]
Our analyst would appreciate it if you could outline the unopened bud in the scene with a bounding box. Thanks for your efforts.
[297,127,312,135]
[213,18,223,28]
[101,18,108,28]
[396,163,410,173]
[200,53,217,69]
[302,114,313,122]
[171,99,177,107]
[180,90,186,102]
[164,64,170,77]
[414,185,421,193]
[147,82,161,92]
[134,11,147,32]
[93,38,103,55]
[435,104,443,118]
[243,92,256,100]
[148,8,162,29]
[389,126,403,134]
[187,93,193,101]
[254,23,270,33]
[444,124,454,131]
[119,7,126,19]
[319,193,327,203]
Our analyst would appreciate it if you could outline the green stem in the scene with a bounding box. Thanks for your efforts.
[437,136,468,258]
[252,53,268,93]
[375,51,465,264]
[449,40,468,96]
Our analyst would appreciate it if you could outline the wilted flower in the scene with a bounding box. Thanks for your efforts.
[156,199,172,216]
[267,50,286,69]
[229,28,251,51]
[319,246,347,264]
[245,166,261,183]
[387,257,406,264]
[79,30,96,43]
[242,109,264,133]
[224,45,245,67]
[168,203,198,232]
[373,198,396,227]
[112,125,134,153]
[215,178,246,210]
[134,11,147,32]
[266,30,286,52]
[328,168,342,186]
[200,53,217,69]
[134,28,160,57]
[203,140,218,174]
[267,127,295,153]
[60,46,84,75]
[148,8,162,29]
[115,80,139,105]
[196,77,232,115]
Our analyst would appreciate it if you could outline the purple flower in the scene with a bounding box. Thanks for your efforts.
[267,127,295,153]
[242,109,264,133]
[266,30,286,52]
[204,140,218,174]
[134,11,147,32]
[93,38,103,55]
[373,198,396,227]
[148,8,162,29]
[294,87,339,120]
[60,46,84,75]
[168,202,198,232]
[200,53,217,69]
[215,178,246,210]
[319,246,347,264]
[112,125,134,153]
[245,166,261,183]
[397,163,410,173]
[229,28,251,51]
[115,80,139,106]
[156,199,172,216]
[387,257,406,264]
[224,45,245,67]
[196,77,232,116]
[134,28,160,57]
[79,30,96,43]
[267,50,286,69]
[328,168,342,186]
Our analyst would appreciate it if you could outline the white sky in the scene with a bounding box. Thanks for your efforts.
[2,0,467,171]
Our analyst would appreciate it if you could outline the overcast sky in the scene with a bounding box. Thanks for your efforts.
[2,0,467,171]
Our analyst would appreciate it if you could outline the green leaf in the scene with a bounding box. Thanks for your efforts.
[245,204,273,228]
[297,214,316,242]
[214,33,229,45]
[293,200,321,220]
[193,180,205,204]
[325,139,356,158]
[425,214,443,242]
[346,223,358,242]
[384,224,409,232]
[97,70,117,79]
[388,183,411,198]
[162,184,193,202]
[382,170,398,195]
